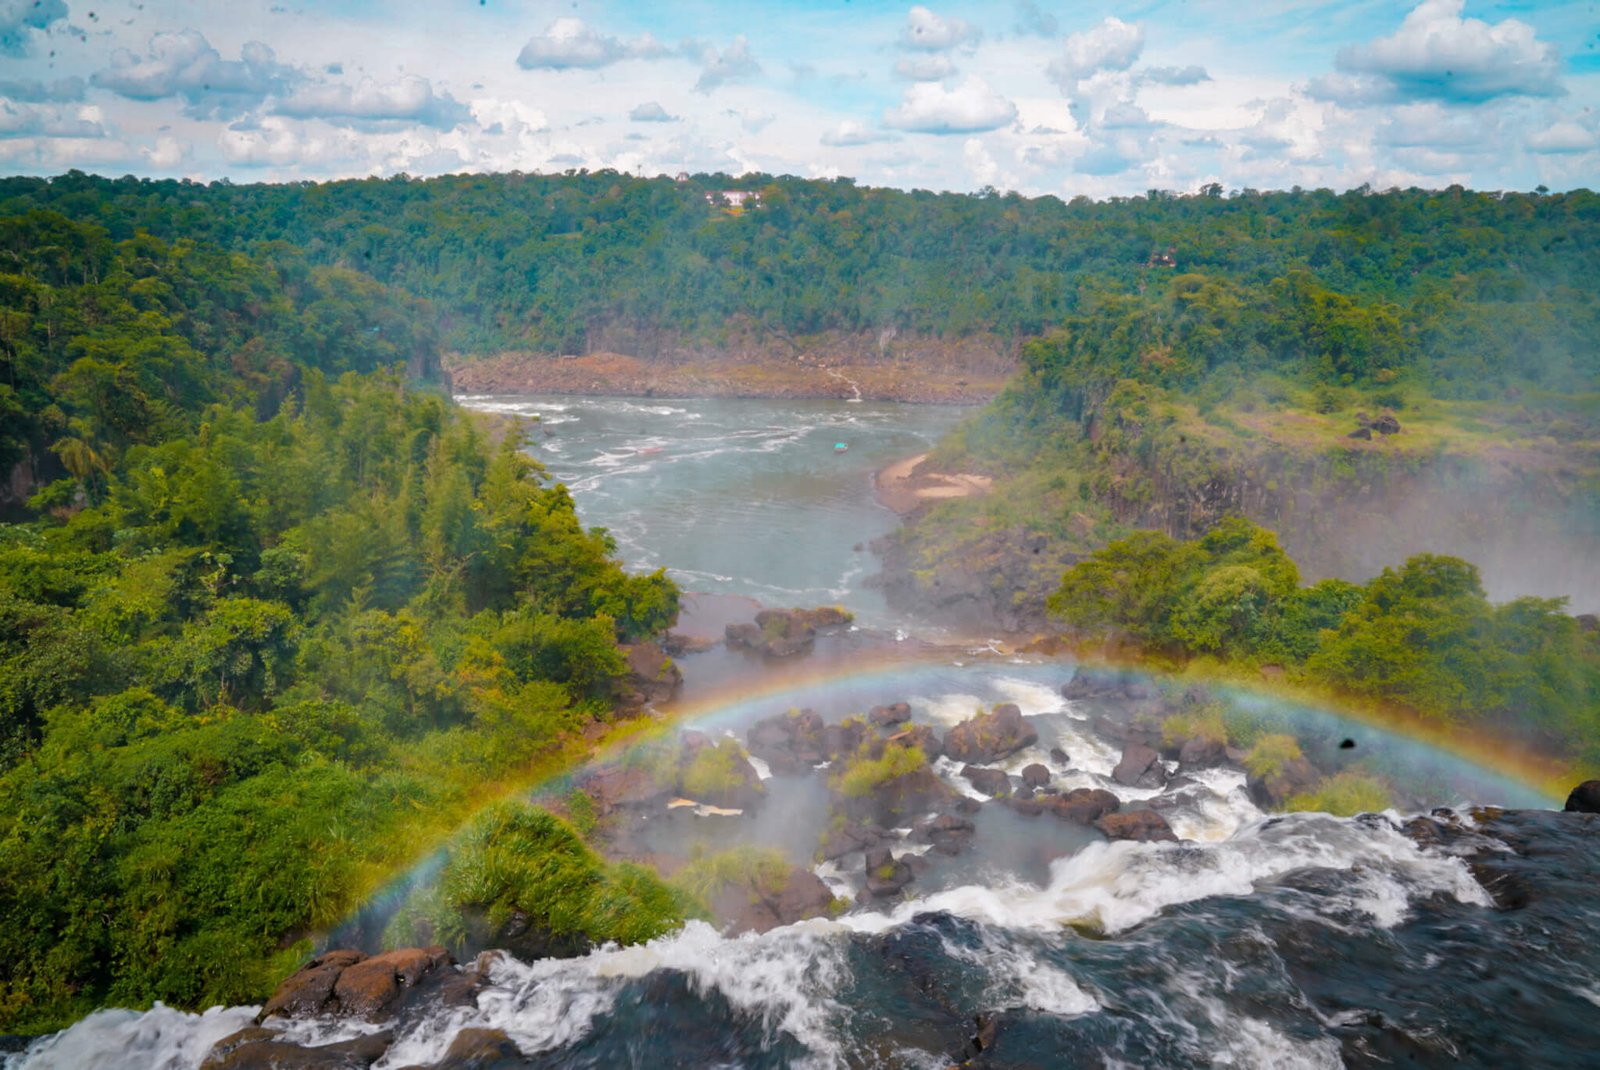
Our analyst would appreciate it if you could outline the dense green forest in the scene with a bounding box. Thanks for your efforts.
[1049,518,1600,766]
[0,213,680,1031]
[1,172,1597,398]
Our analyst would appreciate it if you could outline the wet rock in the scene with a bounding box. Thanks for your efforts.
[1246,757,1321,809]
[1371,412,1401,435]
[863,846,914,901]
[258,949,365,1020]
[774,869,839,925]
[886,722,943,760]
[1095,809,1179,843]
[332,947,452,1020]
[1048,746,1070,768]
[1020,763,1051,789]
[823,720,867,761]
[203,1030,393,1069]
[1348,426,1372,440]
[1061,667,1133,700]
[725,606,852,658]
[1564,780,1600,814]
[432,1027,524,1069]
[912,813,976,856]
[1047,788,1121,824]
[580,765,669,817]
[953,796,981,815]
[1112,742,1166,788]
[868,702,912,728]
[960,764,1011,798]
[943,703,1037,765]
[747,708,827,774]
[659,631,715,657]
[712,866,839,933]
[614,640,681,711]
[1177,735,1228,770]
[819,821,893,861]
[1008,794,1045,816]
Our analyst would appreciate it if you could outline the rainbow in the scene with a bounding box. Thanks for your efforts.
[328,647,1563,941]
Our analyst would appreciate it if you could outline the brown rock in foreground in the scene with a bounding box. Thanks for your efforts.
[1095,810,1179,843]
[258,946,453,1023]
[943,703,1037,765]
[1565,780,1600,814]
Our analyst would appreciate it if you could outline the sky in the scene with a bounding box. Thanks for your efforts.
[0,0,1596,196]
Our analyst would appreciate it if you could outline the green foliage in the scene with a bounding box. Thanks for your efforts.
[1243,734,1304,779]
[1161,704,1228,749]
[673,845,793,904]
[681,740,753,800]
[1285,771,1392,816]
[385,803,699,956]
[836,744,927,798]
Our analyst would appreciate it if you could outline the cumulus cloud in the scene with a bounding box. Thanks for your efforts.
[1049,17,1143,90]
[899,6,976,52]
[0,0,66,56]
[884,76,1016,134]
[143,134,186,169]
[821,120,890,146]
[93,31,301,118]
[1317,0,1563,105]
[691,37,760,93]
[0,100,104,139]
[629,101,677,122]
[1141,65,1209,87]
[1528,120,1596,155]
[0,76,85,103]
[275,75,470,130]
[894,55,955,81]
[1075,141,1134,175]
[516,18,666,70]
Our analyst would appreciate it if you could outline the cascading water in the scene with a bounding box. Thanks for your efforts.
[8,395,1596,1070]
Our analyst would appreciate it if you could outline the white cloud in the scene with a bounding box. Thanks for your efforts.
[963,137,1002,188]
[1013,1,1057,39]
[1049,17,1144,90]
[0,100,104,139]
[516,18,666,71]
[884,76,1017,134]
[276,76,469,131]
[0,76,84,103]
[219,117,329,168]
[1141,65,1209,88]
[1528,120,1596,155]
[899,6,977,52]
[692,36,761,93]
[894,55,955,82]
[93,31,300,118]
[0,0,66,56]
[821,120,890,146]
[143,135,186,169]
[1323,0,1563,105]
[629,102,677,123]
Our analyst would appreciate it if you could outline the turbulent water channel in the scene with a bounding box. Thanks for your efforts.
[9,395,1598,1070]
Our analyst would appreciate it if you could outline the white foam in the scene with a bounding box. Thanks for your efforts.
[842,811,1490,937]
[4,1003,260,1070]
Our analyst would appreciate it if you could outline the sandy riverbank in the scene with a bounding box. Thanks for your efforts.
[874,452,993,515]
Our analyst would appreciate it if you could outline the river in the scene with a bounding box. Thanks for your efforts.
[5,395,1596,1070]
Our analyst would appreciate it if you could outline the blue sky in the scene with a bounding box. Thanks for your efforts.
[0,1,1594,194]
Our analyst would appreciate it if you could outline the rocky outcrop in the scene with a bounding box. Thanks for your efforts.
[862,846,914,902]
[1020,763,1051,789]
[1095,810,1179,843]
[202,1029,393,1069]
[257,947,457,1024]
[1112,742,1166,788]
[911,813,976,856]
[615,640,681,711]
[708,865,839,934]
[747,708,828,774]
[725,606,852,658]
[943,703,1037,765]
[960,765,1011,798]
[1565,780,1600,814]
[869,702,912,728]
[1046,788,1121,824]
[1246,757,1321,809]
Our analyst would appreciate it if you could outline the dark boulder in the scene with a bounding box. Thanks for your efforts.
[710,866,839,933]
[747,708,827,774]
[1371,412,1401,435]
[725,606,852,658]
[1347,426,1372,440]
[912,813,976,856]
[1112,742,1166,788]
[1246,757,1321,809]
[1020,763,1051,789]
[201,1031,393,1070]
[614,640,681,711]
[431,1027,525,1070]
[869,702,912,728]
[1095,809,1179,843]
[960,765,1012,798]
[886,722,943,761]
[331,947,452,1020]
[863,846,914,901]
[823,720,867,761]
[1177,735,1228,770]
[943,703,1037,765]
[818,821,893,861]
[1049,746,1071,767]
[1047,788,1121,824]
[1565,780,1600,814]
[257,949,364,1020]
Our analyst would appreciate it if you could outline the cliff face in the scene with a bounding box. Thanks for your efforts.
[876,402,1600,635]
[446,328,1018,404]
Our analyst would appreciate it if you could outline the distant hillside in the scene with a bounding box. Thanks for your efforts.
[2,172,1597,399]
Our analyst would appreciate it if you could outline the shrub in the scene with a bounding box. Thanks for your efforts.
[1285,771,1391,816]
[1243,733,1302,779]
[836,744,926,798]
